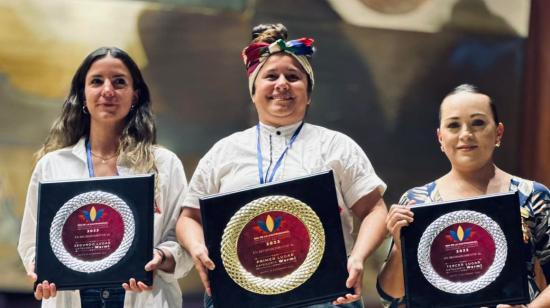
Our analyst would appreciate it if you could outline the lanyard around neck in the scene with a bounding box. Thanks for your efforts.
[256,122,304,184]
[86,139,118,177]
[85,139,95,177]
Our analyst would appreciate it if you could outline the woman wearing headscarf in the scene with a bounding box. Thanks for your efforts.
[176,23,388,307]
[18,47,192,308]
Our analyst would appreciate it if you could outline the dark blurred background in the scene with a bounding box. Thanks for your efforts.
[1,0,548,307]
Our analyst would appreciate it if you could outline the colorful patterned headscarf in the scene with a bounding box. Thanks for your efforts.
[242,38,315,96]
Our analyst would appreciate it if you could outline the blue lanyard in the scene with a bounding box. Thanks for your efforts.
[85,139,95,177]
[256,122,304,184]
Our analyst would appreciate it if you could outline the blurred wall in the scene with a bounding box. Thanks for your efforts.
[0,0,540,307]
[521,0,550,186]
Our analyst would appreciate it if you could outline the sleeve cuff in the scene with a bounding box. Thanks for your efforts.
[22,251,35,274]
[345,176,387,209]
[182,195,201,209]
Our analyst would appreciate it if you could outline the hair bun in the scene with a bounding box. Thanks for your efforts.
[251,23,288,43]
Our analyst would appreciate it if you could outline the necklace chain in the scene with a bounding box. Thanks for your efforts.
[90,151,118,164]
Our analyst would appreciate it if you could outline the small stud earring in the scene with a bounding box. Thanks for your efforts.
[495,142,501,148]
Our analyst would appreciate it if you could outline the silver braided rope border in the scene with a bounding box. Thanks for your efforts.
[221,195,325,295]
[50,191,135,273]
[417,210,507,294]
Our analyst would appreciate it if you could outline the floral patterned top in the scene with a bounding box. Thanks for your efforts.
[378,177,550,308]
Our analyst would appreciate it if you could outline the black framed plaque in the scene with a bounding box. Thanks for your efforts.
[199,170,352,308]
[401,191,529,308]
[35,174,154,290]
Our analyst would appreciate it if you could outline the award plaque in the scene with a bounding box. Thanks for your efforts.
[401,192,529,308]
[199,171,352,308]
[35,174,154,290]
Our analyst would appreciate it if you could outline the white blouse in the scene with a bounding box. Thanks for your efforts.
[184,122,386,253]
[18,138,193,308]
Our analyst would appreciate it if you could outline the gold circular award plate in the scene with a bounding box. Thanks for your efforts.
[221,195,325,295]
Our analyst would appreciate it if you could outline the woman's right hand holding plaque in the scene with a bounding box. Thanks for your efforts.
[386,201,416,249]
[29,262,58,300]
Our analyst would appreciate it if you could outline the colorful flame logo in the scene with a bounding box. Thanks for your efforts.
[257,215,282,233]
[450,225,472,242]
[80,206,104,223]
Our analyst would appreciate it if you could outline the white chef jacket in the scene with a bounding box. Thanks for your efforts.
[184,121,386,254]
[18,138,193,308]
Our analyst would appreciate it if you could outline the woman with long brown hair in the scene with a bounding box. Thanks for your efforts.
[18,47,192,307]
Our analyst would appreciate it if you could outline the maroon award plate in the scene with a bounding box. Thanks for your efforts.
[401,192,529,308]
[220,195,325,295]
[199,171,352,308]
[417,210,506,294]
[35,175,154,290]
[236,211,311,279]
[50,191,135,273]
